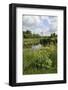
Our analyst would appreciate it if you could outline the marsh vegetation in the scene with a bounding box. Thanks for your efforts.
[23,31,57,75]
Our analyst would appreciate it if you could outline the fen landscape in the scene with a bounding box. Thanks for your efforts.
[23,15,57,75]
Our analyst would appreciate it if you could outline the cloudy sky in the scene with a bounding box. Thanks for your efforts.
[22,15,57,36]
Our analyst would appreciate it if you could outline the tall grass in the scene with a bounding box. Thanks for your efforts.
[23,45,57,75]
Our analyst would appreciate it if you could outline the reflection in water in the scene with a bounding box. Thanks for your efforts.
[32,44,42,50]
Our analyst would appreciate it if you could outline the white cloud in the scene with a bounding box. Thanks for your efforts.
[22,15,57,36]
[23,16,41,27]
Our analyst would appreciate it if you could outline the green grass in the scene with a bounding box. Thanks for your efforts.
[23,44,57,75]
[23,38,40,48]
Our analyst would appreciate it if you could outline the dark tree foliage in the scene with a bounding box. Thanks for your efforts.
[40,33,57,46]
[40,38,50,46]
[23,30,41,38]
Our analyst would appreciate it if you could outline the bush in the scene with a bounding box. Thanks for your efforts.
[40,38,50,46]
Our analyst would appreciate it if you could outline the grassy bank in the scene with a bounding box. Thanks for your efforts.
[23,44,57,75]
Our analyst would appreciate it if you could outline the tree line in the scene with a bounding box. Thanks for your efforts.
[23,30,57,46]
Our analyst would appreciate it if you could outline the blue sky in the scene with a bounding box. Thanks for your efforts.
[22,15,57,36]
